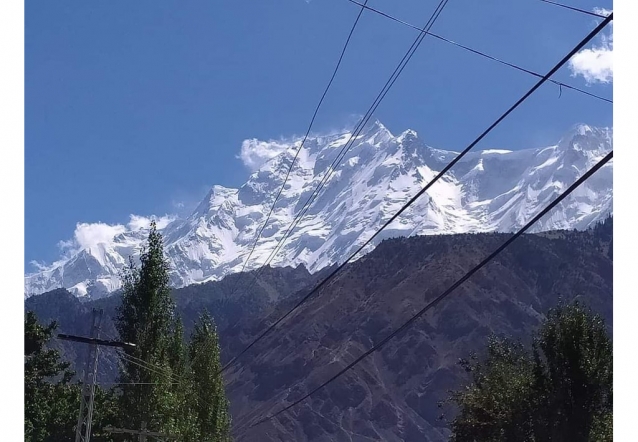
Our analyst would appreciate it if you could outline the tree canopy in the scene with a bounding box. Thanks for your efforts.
[446,301,612,442]
[25,222,232,441]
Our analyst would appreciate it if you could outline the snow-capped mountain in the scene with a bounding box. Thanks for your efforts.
[25,121,613,298]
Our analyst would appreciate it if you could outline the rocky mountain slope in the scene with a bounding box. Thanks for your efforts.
[25,122,613,298]
[25,221,613,441]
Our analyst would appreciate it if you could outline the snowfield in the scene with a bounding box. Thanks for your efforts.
[25,121,613,299]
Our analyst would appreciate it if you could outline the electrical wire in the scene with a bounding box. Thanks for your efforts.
[346,0,611,104]
[97,382,180,386]
[227,0,371,299]
[237,0,450,294]
[116,351,177,380]
[114,342,233,421]
[537,0,610,18]
[219,11,612,377]
[247,148,613,427]
[218,0,452,374]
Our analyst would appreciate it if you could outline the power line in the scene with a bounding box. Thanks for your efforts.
[231,0,447,299]
[240,12,613,427]
[537,0,610,18]
[114,344,232,424]
[104,327,230,426]
[98,330,184,382]
[227,0,371,299]
[346,0,611,104]
[219,0,451,374]
[223,0,450,360]
[230,0,450,307]
[219,11,612,377]
[247,148,613,428]
[96,382,180,386]
[240,0,450,287]
[116,351,177,380]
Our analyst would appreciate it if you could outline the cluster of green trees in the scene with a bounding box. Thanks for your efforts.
[445,301,612,442]
[25,222,231,441]
[24,311,117,441]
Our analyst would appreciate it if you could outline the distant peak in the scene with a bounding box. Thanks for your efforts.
[360,119,394,145]
[365,118,391,135]
[211,185,237,195]
[564,123,611,139]
[576,124,593,135]
[397,129,418,143]
[558,124,612,152]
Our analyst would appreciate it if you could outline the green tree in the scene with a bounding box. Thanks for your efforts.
[25,311,75,441]
[531,301,612,441]
[447,337,536,442]
[187,311,232,441]
[24,311,116,442]
[166,314,194,437]
[447,301,612,442]
[115,221,178,436]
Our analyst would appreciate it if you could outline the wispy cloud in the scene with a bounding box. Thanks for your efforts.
[73,222,128,250]
[29,260,50,272]
[237,138,295,171]
[30,214,176,272]
[568,8,613,84]
[127,214,175,231]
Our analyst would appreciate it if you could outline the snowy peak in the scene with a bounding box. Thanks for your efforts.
[25,122,613,298]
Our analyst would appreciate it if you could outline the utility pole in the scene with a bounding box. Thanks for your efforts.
[104,422,182,441]
[74,308,102,442]
[57,308,136,442]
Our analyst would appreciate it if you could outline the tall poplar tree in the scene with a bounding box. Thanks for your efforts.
[188,311,232,441]
[114,221,177,435]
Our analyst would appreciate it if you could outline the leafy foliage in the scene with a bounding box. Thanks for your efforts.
[114,221,231,440]
[114,220,182,435]
[187,311,232,441]
[24,311,116,442]
[25,311,75,441]
[447,301,612,442]
[25,223,233,440]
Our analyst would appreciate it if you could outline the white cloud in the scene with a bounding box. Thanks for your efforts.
[57,214,174,255]
[568,10,613,84]
[237,138,295,171]
[127,214,175,231]
[57,239,75,251]
[29,214,176,273]
[73,222,128,250]
[593,7,612,16]
[29,260,50,271]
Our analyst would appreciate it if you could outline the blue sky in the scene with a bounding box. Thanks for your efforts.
[25,0,612,269]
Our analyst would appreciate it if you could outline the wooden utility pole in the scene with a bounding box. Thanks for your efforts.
[57,308,136,442]
[104,422,182,441]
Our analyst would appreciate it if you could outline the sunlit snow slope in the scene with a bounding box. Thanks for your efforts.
[25,121,612,298]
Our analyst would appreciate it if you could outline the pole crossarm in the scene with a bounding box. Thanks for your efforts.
[57,333,136,349]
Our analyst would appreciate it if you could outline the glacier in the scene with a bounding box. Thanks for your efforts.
[24,121,613,299]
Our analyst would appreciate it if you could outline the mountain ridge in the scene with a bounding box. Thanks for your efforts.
[25,121,613,298]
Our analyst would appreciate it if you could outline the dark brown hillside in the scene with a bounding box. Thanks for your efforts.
[226,224,612,441]
[25,220,612,441]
